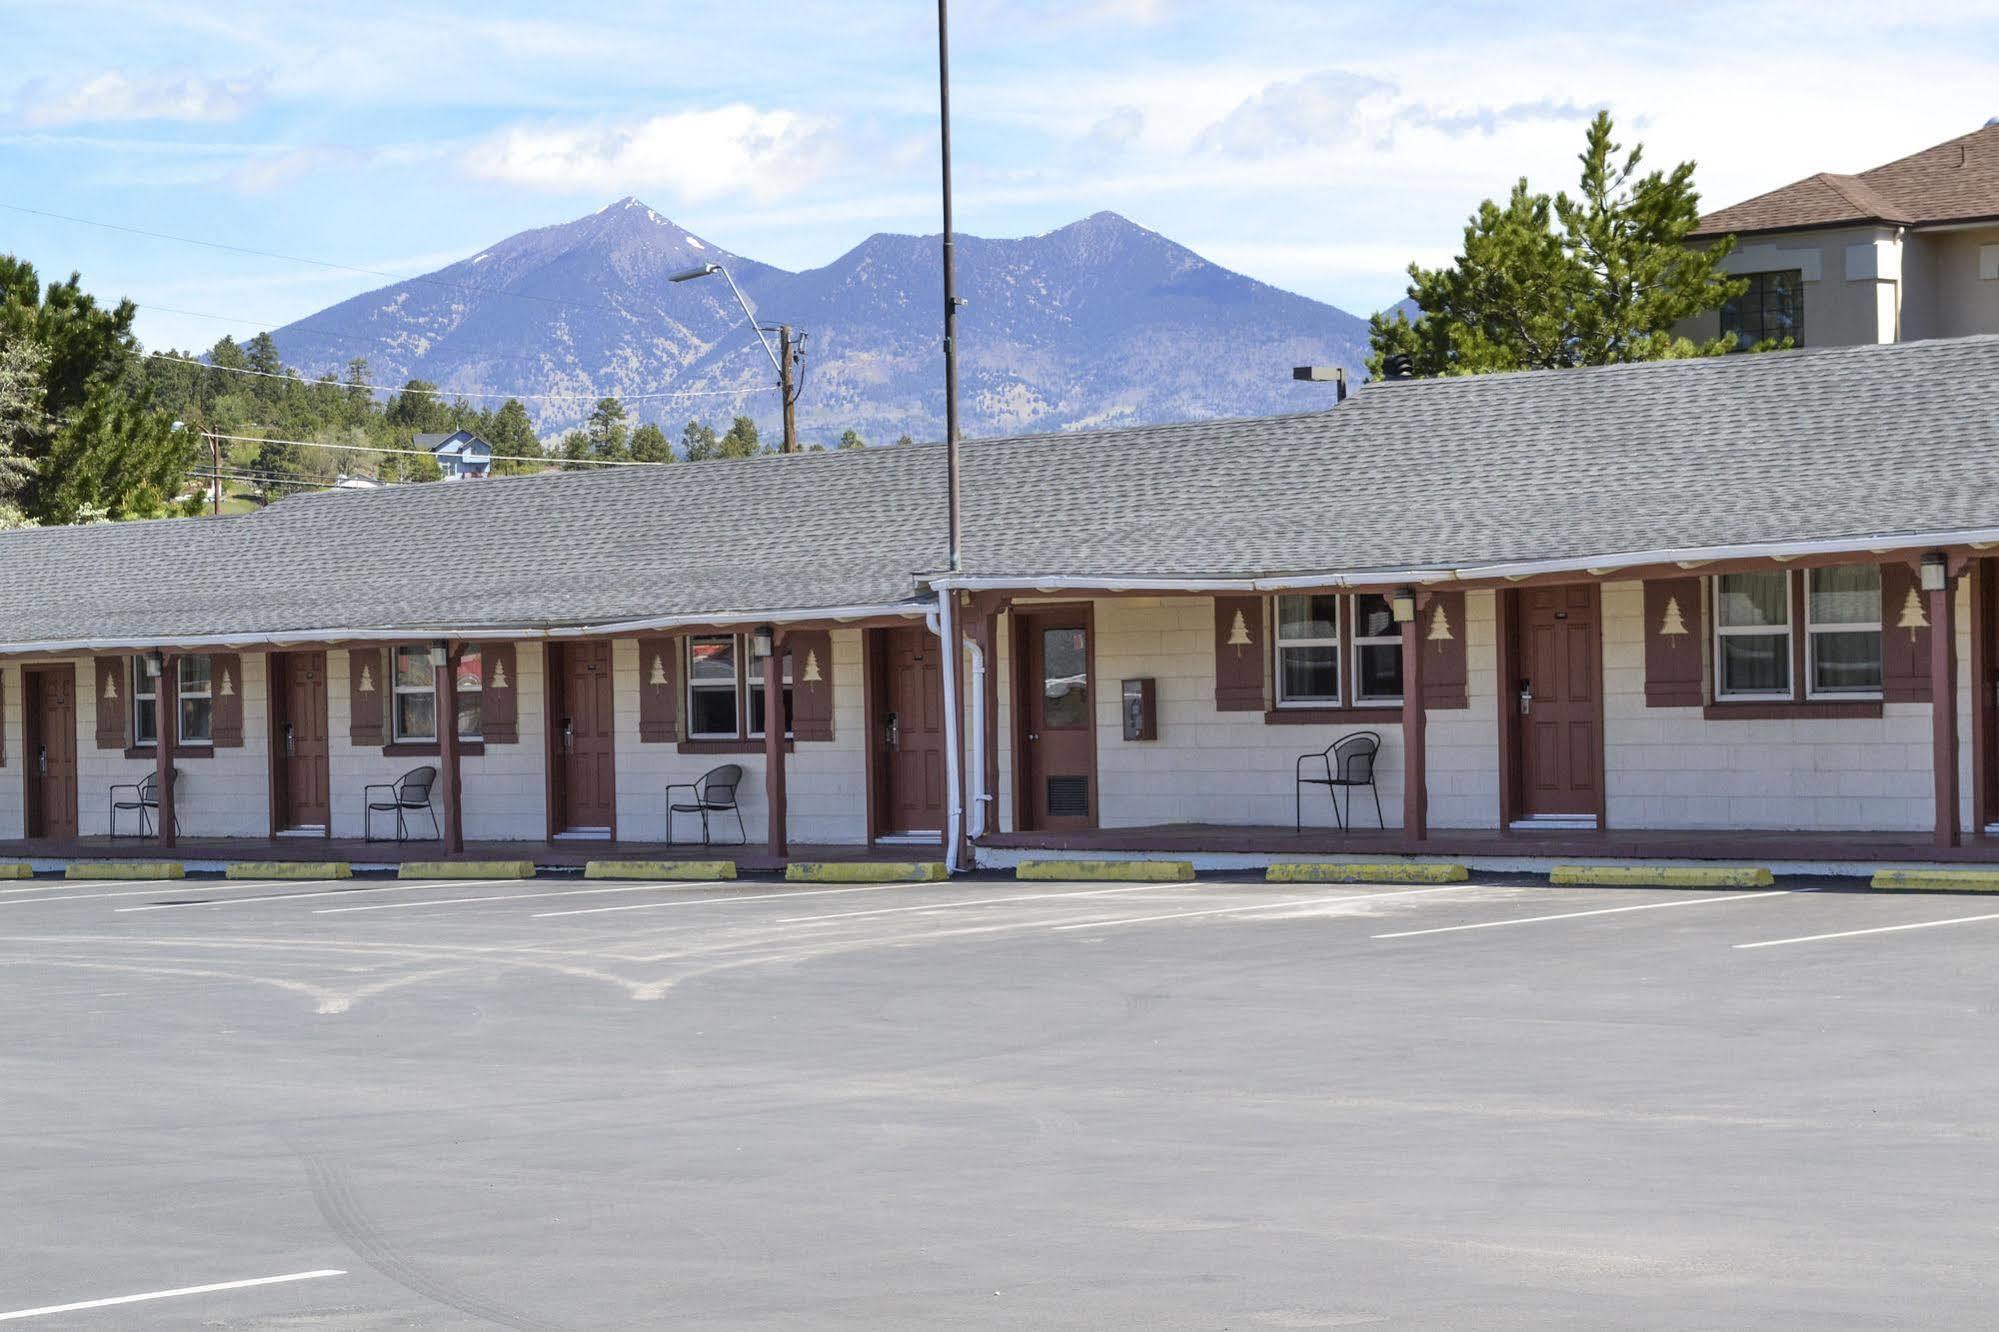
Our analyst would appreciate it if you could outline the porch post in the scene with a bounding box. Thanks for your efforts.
[764,628,788,859]
[435,643,465,854]
[1931,567,1960,849]
[1400,593,1427,841]
[155,651,178,850]
[1970,559,1994,836]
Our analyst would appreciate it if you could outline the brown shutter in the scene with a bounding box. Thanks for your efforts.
[638,636,678,743]
[1643,577,1705,707]
[789,629,834,741]
[94,657,128,749]
[0,667,7,767]
[480,643,519,743]
[1213,596,1264,711]
[1419,591,1469,709]
[348,647,386,746]
[208,653,244,746]
[1881,561,1933,702]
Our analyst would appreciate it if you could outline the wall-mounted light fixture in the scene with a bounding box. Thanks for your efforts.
[751,627,775,657]
[429,641,449,668]
[1391,589,1418,623]
[145,649,164,678]
[1921,554,1948,593]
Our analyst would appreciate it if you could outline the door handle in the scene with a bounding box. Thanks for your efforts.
[36,745,47,775]
[282,722,295,757]
[1027,733,1040,742]
[561,719,574,755]
[1518,683,1533,716]
[883,711,900,752]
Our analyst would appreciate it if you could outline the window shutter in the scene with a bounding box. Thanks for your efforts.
[348,647,386,746]
[1880,561,1932,702]
[1213,596,1264,712]
[1643,577,1704,706]
[480,643,519,743]
[1418,591,1469,709]
[0,668,7,767]
[638,636,678,742]
[208,654,244,746]
[789,629,834,741]
[94,657,128,749]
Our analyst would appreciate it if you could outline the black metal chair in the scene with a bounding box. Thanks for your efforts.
[109,768,180,839]
[1296,731,1384,832]
[666,764,746,846]
[363,765,440,842]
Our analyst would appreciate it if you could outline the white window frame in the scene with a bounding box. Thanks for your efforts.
[130,655,214,747]
[1350,593,1405,707]
[685,635,741,740]
[391,645,437,743]
[176,655,214,748]
[1274,594,1341,708]
[453,645,484,741]
[746,636,795,740]
[1803,566,1883,701]
[1713,572,1795,701]
[130,658,158,747]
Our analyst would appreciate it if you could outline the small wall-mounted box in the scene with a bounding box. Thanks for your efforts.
[1121,678,1157,741]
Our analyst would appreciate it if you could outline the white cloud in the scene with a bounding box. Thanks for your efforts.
[1195,69,1397,158]
[15,68,264,128]
[461,104,836,203]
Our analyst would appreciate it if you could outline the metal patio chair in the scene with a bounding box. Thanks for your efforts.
[363,765,440,842]
[109,768,180,839]
[1295,731,1384,833]
[666,764,747,846]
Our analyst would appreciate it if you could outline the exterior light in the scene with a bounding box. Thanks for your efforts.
[1921,554,1948,593]
[1391,589,1417,623]
[752,626,775,656]
[669,264,722,283]
[145,650,164,678]
[429,641,449,668]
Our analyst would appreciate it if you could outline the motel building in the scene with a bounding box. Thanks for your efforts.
[4,336,1999,875]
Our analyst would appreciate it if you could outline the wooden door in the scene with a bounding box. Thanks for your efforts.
[24,667,78,840]
[875,626,946,838]
[553,641,616,833]
[272,652,331,831]
[1519,586,1603,819]
[1018,610,1097,831]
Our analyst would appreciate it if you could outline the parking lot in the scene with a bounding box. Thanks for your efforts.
[3,869,1999,1327]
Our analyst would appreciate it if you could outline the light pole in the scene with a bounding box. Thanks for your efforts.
[670,261,800,452]
[937,0,963,572]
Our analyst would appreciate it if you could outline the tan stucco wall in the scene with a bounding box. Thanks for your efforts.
[1677,225,1902,349]
[1903,225,1999,341]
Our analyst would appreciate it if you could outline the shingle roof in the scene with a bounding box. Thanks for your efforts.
[4,335,1999,648]
[1694,122,1999,237]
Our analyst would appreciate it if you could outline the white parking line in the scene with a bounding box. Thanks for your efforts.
[0,881,288,908]
[777,881,1203,923]
[115,880,510,913]
[0,879,168,896]
[1052,883,1476,931]
[534,882,908,918]
[0,1269,345,1322]
[1736,910,1999,950]
[315,880,726,914]
[1374,890,1794,939]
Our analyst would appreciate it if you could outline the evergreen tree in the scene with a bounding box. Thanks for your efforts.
[894,433,915,447]
[585,396,631,459]
[385,379,451,434]
[629,422,673,463]
[487,398,543,474]
[1367,111,1745,378]
[837,428,866,450]
[0,336,48,527]
[719,414,760,459]
[680,418,720,462]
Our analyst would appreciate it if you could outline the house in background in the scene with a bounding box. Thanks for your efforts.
[1679,121,1999,351]
[414,429,494,480]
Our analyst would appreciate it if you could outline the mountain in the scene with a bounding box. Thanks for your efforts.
[270,198,1371,444]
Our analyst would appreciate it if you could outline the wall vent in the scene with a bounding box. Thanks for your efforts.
[1046,775,1090,818]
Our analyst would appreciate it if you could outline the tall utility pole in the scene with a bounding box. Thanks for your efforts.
[937,0,964,571]
[778,324,799,454]
[207,430,221,516]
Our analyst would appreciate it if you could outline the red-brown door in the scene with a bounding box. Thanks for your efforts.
[875,626,945,839]
[553,641,616,833]
[272,652,330,831]
[24,666,78,840]
[1519,586,1603,820]
[1018,610,1096,831]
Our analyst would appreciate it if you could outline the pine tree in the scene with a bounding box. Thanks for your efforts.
[680,418,720,462]
[487,398,542,474]
[719,414,760,459]
[585,396,631,459]
[629,422,674,463]
[1368,111,1746,378]
[837,428,866,450]
[894,433,915,448]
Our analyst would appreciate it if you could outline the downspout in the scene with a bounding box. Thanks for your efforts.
[966,632,988,839]
[925,599,966,873]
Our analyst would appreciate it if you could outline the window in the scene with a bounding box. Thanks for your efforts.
[1721,270,1804,351]
[1713,567,1881,703]
[387,646,482,743]
[686,633,794,741]
[1274,594,1403,708]
[130,654,212,746]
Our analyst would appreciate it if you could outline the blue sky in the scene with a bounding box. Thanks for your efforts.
[7,0,1999,355]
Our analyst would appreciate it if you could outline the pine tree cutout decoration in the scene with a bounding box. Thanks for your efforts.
[1898,586,1928,638]
[1659,596,1687,637]
[648,653,667,688]
[357,663,375,693]
[219,667,235,697]
[803,648,823,685]
[102,672,118,701]
[1227,609,1252,654]
[1427,601,1453,643]
[491,660,509,690]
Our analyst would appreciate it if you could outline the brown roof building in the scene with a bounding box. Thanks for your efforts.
[1679,122,1999,351]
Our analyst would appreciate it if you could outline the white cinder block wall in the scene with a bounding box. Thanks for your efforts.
[987,595,1500,833]
[72,653,271,837]
[1601,579,1957,832]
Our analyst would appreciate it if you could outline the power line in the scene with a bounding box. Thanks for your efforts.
[142,350,777,404]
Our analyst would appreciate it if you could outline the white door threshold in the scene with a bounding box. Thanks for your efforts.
[1510,816,1599,832]
[275,826,327,838]
[553,828,613,841]
[876,831,944,846]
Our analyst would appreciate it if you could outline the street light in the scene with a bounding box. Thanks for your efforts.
[671,261,801,451]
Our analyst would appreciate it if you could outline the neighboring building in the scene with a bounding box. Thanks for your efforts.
[414,429,494,479]
[1680,121,1999,350]
[3,337,1999,868]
